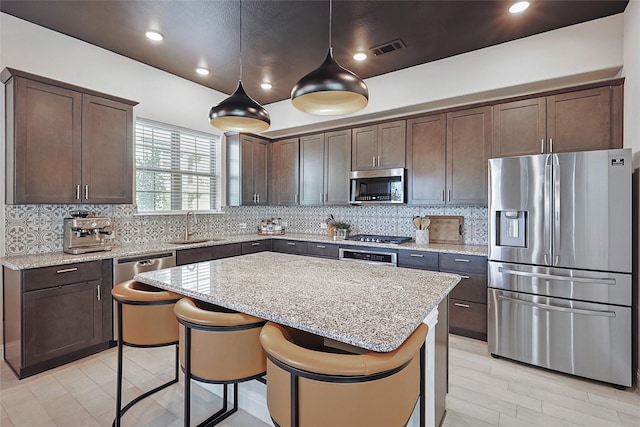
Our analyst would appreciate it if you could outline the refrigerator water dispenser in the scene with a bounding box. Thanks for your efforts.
[496,210,526,247]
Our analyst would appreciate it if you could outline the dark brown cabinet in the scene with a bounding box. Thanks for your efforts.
[300,130,351,205]
[3,260,113,378]
[407,107,490,206]
[271,239,306,255]
[351,120,405,170]
[271,137,299,205]
[227,134,269,206]
[241,239,272,254]
[176,243,242,265]
[305,242,339,259]
[439,253,488,341]
[3,69,136,204]
[397,249,439,270]
[492,85,623,158]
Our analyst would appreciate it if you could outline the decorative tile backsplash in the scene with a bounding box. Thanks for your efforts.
[4,204,488,256]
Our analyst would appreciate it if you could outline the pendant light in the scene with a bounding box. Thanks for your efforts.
[209,1,270,132]
[291,0,369,115]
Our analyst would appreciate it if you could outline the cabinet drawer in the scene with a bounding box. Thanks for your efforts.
[439,253,487,274]
[211,243,241,260]
[176,247,211,265]
[23,260,104,291]
[241,240,271,254]
[448,274,487,304]
[449,298,487,341]
[306,243,339,259]
[397,250,438,270]
[272,239,306,255]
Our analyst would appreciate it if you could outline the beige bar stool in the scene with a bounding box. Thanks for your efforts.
[174,297,267,427]
[111,280,182,427]
[259,321,429,427]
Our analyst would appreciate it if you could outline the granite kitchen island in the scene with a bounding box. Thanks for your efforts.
[134,251,461,426]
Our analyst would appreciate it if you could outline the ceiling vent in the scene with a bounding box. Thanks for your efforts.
[370,39,406,56]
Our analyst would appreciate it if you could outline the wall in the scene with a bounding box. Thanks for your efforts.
[4,204,488,256]
[623,0,640,387]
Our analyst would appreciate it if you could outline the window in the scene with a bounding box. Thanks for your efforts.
[135,119,221,212]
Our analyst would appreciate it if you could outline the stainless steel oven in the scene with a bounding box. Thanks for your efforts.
[339,247,398,266]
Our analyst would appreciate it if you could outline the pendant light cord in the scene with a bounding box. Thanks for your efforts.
[329,0,332,49]
[239,0,243,81]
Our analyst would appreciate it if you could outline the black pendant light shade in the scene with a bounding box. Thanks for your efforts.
[209,81,271,133]
[291,47,368,115]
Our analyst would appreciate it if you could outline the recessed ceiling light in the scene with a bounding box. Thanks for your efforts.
[509,1,530,14]
[145,30,164,41]
[196,67,210,76]
[261,82,272,90]
[353,52,367,61]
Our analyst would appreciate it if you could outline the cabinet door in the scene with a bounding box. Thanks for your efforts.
[446,106,491,205]
[241,240,271,254]
[324,130,351,205]
[377,120,406,169]
[492,97,546,158]
[241,136,268,205]
[254,139,269,204]
[272,239,306,255]
[81,94,133,203]
[406,114,446,205]
[176,247,211,265]
[547,87,613,153]
[9,77,81,203]
[271,137,299,205]
[23,279,103,366]
[351,125,378,170]
[300,133,325,205]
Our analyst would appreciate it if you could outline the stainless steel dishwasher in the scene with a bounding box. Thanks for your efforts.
[112,251,177,339]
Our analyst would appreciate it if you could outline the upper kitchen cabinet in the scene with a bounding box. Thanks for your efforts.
[270,137,299,205]
[2,69,136,204]
[300,130,351,205]
[227,133,269,206]
[351,120,405,170]
[407,106,491,206]
[492,83,623,158]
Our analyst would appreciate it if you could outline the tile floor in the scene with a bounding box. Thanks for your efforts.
[1,336,639,427]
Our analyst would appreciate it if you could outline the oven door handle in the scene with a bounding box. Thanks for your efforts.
[497,267,616,286]
[497,294,616,318]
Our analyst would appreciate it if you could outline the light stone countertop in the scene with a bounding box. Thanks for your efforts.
[134,251,461,352]
[1,232,487,270]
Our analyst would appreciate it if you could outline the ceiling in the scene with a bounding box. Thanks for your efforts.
[0,0,629,106]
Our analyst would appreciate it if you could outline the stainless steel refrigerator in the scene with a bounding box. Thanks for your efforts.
[488,148,632,388]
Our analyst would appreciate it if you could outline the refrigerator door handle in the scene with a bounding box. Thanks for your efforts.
[544,155,553,264]
[497,266,617,285]
[497,294,616,318]
[553,155,561,266]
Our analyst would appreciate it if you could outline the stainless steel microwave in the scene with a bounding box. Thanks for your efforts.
[349,168,405,204]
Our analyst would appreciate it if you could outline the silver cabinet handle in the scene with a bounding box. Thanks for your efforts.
[372,156,376,167]
[75,185,81,200]
[377,156,380,167]
[295,193,298,203]
[497,294,615,317]
[97,285,101,301]
[324,193,328,202]
[460,275,470,279]
[550,138,553,153]
[316,245,326,248]
[541,139,544,153]
[448,189,451,201]
[84,185,89,200]
[252,242,260,246]
[454,258,470,263]
[441,190,445,202]
[410,254,424,258]
[287,242,296,246]
[56,267,78,274]
[454,303,470,308]
[257,194,260,203]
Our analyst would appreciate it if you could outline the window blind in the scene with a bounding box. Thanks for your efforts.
[135,119,220,212]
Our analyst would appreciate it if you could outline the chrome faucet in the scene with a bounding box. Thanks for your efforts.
[184,211,198,240]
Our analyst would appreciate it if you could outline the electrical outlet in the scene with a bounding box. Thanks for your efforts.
[239,223,247,229]
[320,222,327,229]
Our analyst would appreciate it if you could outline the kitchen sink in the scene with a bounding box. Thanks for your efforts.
[167,238,224,245]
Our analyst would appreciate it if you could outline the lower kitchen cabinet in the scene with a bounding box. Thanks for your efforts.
[2,260,113,378]
[305,242,339,259]
[397,249,439,270]
[271,239,306,255]
[241,239,272,254]
[176,243,242,265]
[439,253,488,341]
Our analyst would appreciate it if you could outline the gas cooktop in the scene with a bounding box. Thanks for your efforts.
[346,234,412,245]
